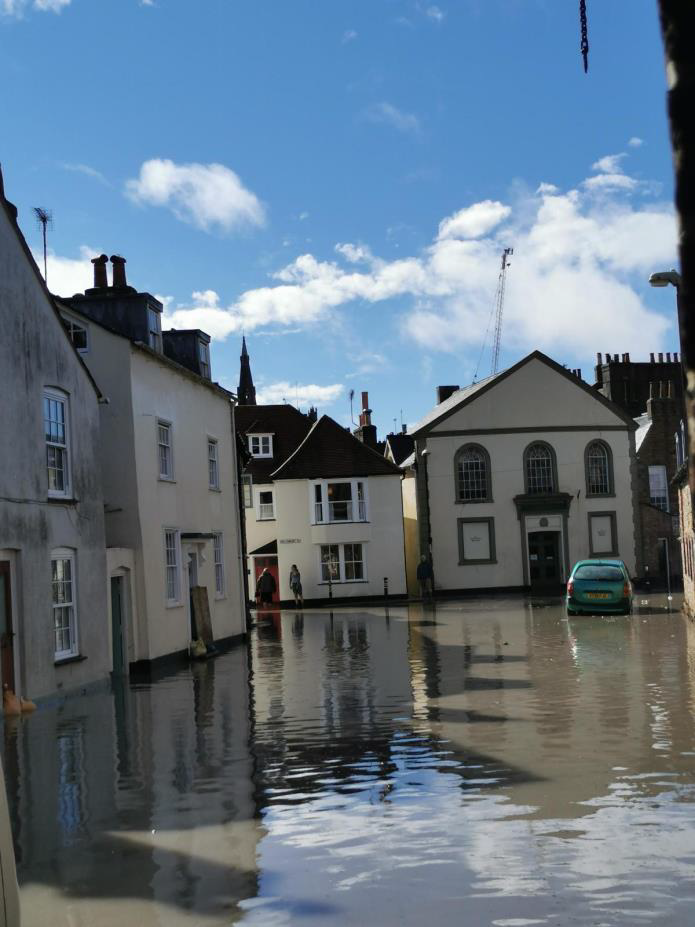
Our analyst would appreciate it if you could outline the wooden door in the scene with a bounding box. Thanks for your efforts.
[528,531,561,590]
[0,562,15,691]
[110,576,126,675]
[254,557,280,603]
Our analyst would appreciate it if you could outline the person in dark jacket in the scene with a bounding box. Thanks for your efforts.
[416,555,434,600]
[256,568,277,607]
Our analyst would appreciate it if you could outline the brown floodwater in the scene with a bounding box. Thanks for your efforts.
[3,596,695,926]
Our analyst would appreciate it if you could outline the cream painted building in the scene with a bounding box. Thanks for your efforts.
[409,352,639,593]
[58,257,246,665]
[236,405,407,604]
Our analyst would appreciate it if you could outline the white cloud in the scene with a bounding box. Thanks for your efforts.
[425,5,445,22]
[592,153,627,174]
[298,211,309,221]
[363,102,420,135]
[48,158,678,366]
[341,29,357,43]
[437,201,511,240]
[255,381,344,407]
[628,137,644,148]
[2,0,69,13]
[35,245,101,296]
[60,162,109,186]
[125,159,265,233]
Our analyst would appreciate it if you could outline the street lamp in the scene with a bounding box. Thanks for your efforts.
[649,269,682,289]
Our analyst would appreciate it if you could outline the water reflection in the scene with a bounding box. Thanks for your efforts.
[2,598,695,925]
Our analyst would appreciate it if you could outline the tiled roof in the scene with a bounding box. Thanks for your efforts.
[385,433,415,465]
[235,404,313,483]
[271,415,403,480]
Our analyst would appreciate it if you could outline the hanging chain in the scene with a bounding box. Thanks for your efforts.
[579,0,589,73]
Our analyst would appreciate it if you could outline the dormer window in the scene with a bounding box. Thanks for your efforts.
[148,307,162,353]
[248,434,273,458]
[198,339,210,379]
[60,314,89,353]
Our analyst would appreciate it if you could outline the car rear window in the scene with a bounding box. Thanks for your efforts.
[574,565,624,582]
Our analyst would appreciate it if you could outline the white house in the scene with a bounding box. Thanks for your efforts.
[409,351,640,593]
[0,168,110,701]
[58,256,247,666]
[236,404,407,604]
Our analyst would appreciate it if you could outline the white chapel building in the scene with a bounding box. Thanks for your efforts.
[408,351,640,593]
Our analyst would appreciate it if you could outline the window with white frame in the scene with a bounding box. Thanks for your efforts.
[242,474,253,507]
[158,421,173,479]
[648,465,669,511]
[164,529,180,603]
[319,543,365,583]
[258,489,275,520]
[60,314,89,353]
[208,439,219,489]
[248,434,273,458]
[44,389,70,497]
[148,307,162,352]
[52,549,78,659]
[312,479,367,523]
[213,533,225,597]
[199,339,210,379]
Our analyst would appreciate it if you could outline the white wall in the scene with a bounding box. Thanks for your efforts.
[260,476,407,601]
[422,358,637,590]
[129,349,247,659]
[0,199,109,700]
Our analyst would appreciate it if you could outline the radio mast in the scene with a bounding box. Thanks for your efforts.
[491,247,513,375]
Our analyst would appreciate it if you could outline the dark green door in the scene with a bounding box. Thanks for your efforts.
[110,576,126,675]
[528,531,562,590]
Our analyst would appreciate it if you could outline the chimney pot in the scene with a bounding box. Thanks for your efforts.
[401,423,407,434]
[597,352,603,365]
[625,352,630,362]
[649,381,655,400]
[666,352,672,362]
[650,352,655,363]
[91,253,109,289]
[577,368,582,380]
[614,353,619,362]
[674,352,679,363]
[110,254,127,288]
[658,352,664,363]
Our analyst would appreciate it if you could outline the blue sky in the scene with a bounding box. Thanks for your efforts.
[1,0,680,434]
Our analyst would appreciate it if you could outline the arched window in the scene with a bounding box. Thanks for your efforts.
[585,440,613,496]
[524,442,555,494]
[455,444,491,502]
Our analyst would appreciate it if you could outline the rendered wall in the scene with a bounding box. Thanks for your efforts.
[0,201,109,700]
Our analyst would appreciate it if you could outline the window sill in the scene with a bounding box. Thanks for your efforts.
[458,559,498,566]
[214,594,226,601]
[158,477,176,484]
[47,495,77,505]
[166,600,182,609]
[257,517,276,522]
[209,487,222,493]
[586,493,616,499]
[54,653,86,667]
[454,499,493,505]
[312,520,370,526]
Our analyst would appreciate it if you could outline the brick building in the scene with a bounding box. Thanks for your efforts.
[595,353,684,588]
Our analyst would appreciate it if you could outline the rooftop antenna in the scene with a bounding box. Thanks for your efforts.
[33,207,53,285]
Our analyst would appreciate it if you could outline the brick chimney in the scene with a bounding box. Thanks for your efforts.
[110,254,128,289]
[354,391,378,449]
[89,254,109,290]
[436,385,459,404]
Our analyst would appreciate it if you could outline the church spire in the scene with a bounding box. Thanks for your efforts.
[237,336,257,405]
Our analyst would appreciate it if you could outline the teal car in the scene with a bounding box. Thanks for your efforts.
[566,559,632,616]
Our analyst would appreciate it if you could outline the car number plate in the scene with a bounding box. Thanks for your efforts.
[586,592,611,599]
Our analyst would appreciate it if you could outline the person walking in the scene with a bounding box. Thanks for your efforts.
[289,564,304,606]
[416,555,434,600]
[256,567,277,608]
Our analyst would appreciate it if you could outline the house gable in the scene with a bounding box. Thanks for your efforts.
[417,352,635,437]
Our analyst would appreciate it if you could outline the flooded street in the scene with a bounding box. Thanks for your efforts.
[4,597,695,926]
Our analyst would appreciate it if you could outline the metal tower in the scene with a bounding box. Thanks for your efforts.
[491,247,513,375]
